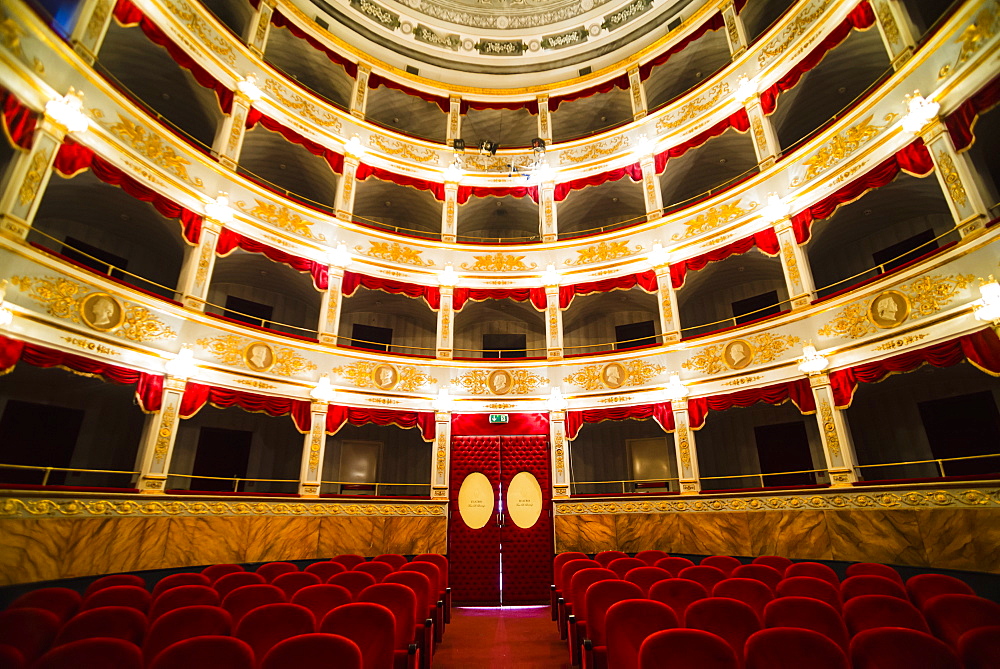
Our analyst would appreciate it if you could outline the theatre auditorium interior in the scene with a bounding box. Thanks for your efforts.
[1,0,1000,665]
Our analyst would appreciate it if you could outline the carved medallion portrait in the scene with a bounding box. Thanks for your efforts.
[80,292,124,332]
[723,339,754,370]
[372,364,399,390]
[868,290,910,329]
[488,369,513,395]
[601,362,626,389]
[243,341,275,372]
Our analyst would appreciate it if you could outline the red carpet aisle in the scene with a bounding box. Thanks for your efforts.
[432,605,573,668]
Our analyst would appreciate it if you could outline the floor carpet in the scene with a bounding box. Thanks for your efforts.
[431,605,574,668]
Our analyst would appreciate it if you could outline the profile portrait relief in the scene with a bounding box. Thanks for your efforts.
[602,362,626,389]
[243,341,275,372]
[869,291,909,329]
[80,292,123,332]
[488,370,512,395]
[723,339,753,370]
[372,364,399,390]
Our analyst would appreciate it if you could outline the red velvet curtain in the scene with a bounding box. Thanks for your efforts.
[457,183,539,204]
[452,287,547,311]
[113,0,233,113]
[53,141,203,244]
[326,406,436,441]
[451,412,549,435]
[760,1,876,115]
[356,163,446,200]
[829,329,1000,408]
[670,228,779,289]
[549,74,630,112]
[565,403,674,440]
[460,98,539,114]
[245,110,345,174]
[946,73,1000,151]
[341,271,441,309]
[216,229,328,289]
[639,13,725,80]
[0,87,38,149]
[180,382,312,431]
[0,335,163,411]
[686,378,816,429]
[558,270,658,309]
[367,73,450,113]
[790,139,933,244]
[271,10,358,77]
[654,108,750,173]
[553,163,642,201]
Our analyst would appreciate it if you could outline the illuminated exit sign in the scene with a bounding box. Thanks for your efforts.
[489,414,509,424]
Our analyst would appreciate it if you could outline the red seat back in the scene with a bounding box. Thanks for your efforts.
[260,633,362,669]
[606,599,678,669]
[152,573,211,599]
[143,605,232,663]
[8,588,81,623]
[149,585,220,621]
[304,561,347,580]
[221,584,286,624]
[730,564,783,591]
[843,595,929,636]
[633,550,669,566]
[608,558,646,579]
[624,566,671,596]
[357,584,418,650]
[291,584,353,623]
[958,625,1000,669]
[745,627,849,669]
[845,563,903,585]
[83,574,146,598]
[272,571,322,598]
[373,554,408,570]
[568,568,617,620]
[763,596,849,650]
[412,554,449,588]
[383,571,434,619]
[585,580,644,647]
[648,578,708,624]
[701,555,741,576]
[751,555,792,574]
[924,594,1000,647]
[80,585,151,613]
[55,606,146,646]
[256,562,298,582]
[401,562,444,596]
[595,551,629,567]
[330,555,367,570]
[559,559,601,597]
[148,635,254,669]
[0,644,25,669]
[0,608,61,661]
[654,557,694,577]
[234,602,316,660]
[33,637,142,669]
[712,578,774,618]
[354,561,394,582]
[213,572,266,599]
[553,553,589,589]
[638,629,738,669]
[200,564,244,583]
[906,574,976,610]
[850,627,961,669]
[678,565,727,591]
[320,602,395,669]
[841,575,908,602]
[775,576,843,611]
[785,562,840,586]
[685,597,762,662]
[328,571,378,599]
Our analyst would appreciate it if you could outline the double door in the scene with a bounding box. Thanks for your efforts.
[448,434,553,605]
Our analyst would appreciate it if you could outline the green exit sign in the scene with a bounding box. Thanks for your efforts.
[489,414,508,424]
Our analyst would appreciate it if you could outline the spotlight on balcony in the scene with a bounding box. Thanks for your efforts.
[479,140,499,156]
[531,138,546,154]
[452,138,466,152]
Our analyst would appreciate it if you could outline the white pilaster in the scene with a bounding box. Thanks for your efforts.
[299,402,330,497]
[176,219,222,310]
[437,286,454,359]
[212,93,253,171]
[671,401,701,494]
[628,67,647,120]
[722,1,748,58]
[872,0,918,69]
[318,265,344,345]
[442,181,458,243]
[540,181,557,242]
[537,95,552,142]
[640,156,662,220]
[69,0,115,63]
[135,376,186,494]
[746,95,780,168]
[432,411,451,500]
[351,64,371,119]
[245,0,275,57]
[335,155,360,221]
[809,374,859,487]
[550,412,569,499]
[447,96,461,147]
[656,267,681,343]
[775,218,815,309]
[546,285,564,360]
[0,119,65,241]
[922,120,991,237]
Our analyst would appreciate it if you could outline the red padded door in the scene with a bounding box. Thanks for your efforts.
[499,435,553,604]
[448,435,501,604]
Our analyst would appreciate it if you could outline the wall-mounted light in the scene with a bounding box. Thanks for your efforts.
[973,276,1000,323]
[647,241,671,268]
[633,133,655,157]
[345,135,364,157]
[530,161,554,183]
[164,345,197,379]
[901,90,939,134]
[735,75,757,103]
[433,388,454,412]
[443,160,464,183]
[797,344,829,375]
[0,280,13,328]
[761,193,790,224]
[437,264,458,287]
[541,263,560,286]
[45,88,89,133]
[327,242,352,268]
[236,73,263,102]
[547,387,568,412]
[663,373,688,402]
[310,374,338,403]
[203,192,234,225]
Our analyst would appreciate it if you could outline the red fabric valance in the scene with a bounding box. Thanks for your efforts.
[559,270,658,309]
[565,403,674,440]
[456,183,539,204]
[946,73,1000,151]
[0,335,163,411]
[271,10,358,78]
[829,329,1000,409]
[639,13,725,80]
[216,229,328,289]
[245,109,345,174]
[549,74,630,112]
[367,73,449,113]
[180,382,311,431]
[53,140,203,244]
[670,228,779,289]
[356,162,446,200]
[326,406,436,441]
[686,378,816,429]
[760,1,875,115]
[554,163,642,201]
[452,287,547,311]
[460,98,539,114]
[342,271,441,309]
[451,412,549,436]
[654,108,750,174]
[790,139,933,244]
[0,87,37,149]
[113,0,233,114]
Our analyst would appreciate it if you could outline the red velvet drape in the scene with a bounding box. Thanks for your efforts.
[553,163,642,201]
[245,110,345,174]
[0,335,163,411]
[452,287,547,311]
[271,10,358,78]
[790,139,933,244]
[460,98,539,114]
[180,382,311,431]
[654,108,750,174]
[760,1,876,115]
[0,87,38,149]
[639,13,725,80]
[113,0,233,113]
[326,406,436,441]
[670,228,779,289]
[558,270,658,309]
[367,73,450,113]
[451,412,549,435]
[564,403,674,440]
[356,162,446,200]
[216,229,328,289]
[549,74,630,112]
[946,73,1000,151]
[341,271,441,309]
[686,378,816,429]
[828,329,1000,408]
[53,141,203,244]
[457,183,539,204]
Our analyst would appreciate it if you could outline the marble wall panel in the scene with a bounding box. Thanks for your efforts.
[968,509,1000,573]
[243,516,323,563]
[616,513,680,553]
[825,509,929,567]
[668,512,752,557]
[915,509,978,572]
[381,516,447,555]
[554,514,617,553]
[748,510,832,561]
[162,516,251,567]
[317,516,385,557]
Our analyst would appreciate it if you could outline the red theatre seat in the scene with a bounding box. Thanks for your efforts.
[648,578,708,624]
[221,584,287,624]
[923,594,1000,648]
[566,568,617,665]
[712,578,774,619]
[54,605,147,646]
[745,627,849,669]
[148,636,254,669]
[557,559,601,638]
[843,595,930,636]
[234,602,317,660]
[373,554,409,570]
[841,575,908,602]
[677,565,727,591]
[412,554,451,623]
[729,564,783,591]
[149,585,221,620]
[0,608,61,662]
[213,572,266,599]
[330,555,367,570]
[328,571,379,599]
[844,563,904,585]
[958,625,1000,669]
[200,564,244,583]
[608,558,646,579]
[685,597,762,664]
[142,605,232,664]
[356,584,422,669]
[906,574,976,610]
[7,588,81,623]
[272,571,322,598]
[638,629,739,669]
[256,562,299,582]
[624,566,671,596]
[582,580,644,669]
[80,585,151,613]
[763,596,849,650]
[700,555,742,576]
[634,550,669,566]
[775,576,843,611]
[382,571,437,666]
[83,574,146,597]
[595,551,629,567]
[785,562,840,587]
[33,637,142,669]
[850,627,961,669]
[751,555,792,574]
[0,645,25,669]
[260,633,363,669]
[605,599,678,669]
[304,561,347,580]
[321,601,417,669]
[654,557,694,577]
[291,584,353,623]
[152,573,211,598]
[355,561,395,582]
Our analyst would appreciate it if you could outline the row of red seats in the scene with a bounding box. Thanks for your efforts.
[1,554,450,669]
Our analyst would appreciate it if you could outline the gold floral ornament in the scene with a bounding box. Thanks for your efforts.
[791,114,899,185]
[559,136,629,164]
[9,276,175,342]
[656,82,730,132]
[0,12,44,73]
[565,240,643,266]
[105,114,202,187]
[368,135,437,163]
[262,79,342,130]
[331,360,436,392]
[461,253,537,272]
[682,333,801,375]
[564,360,666,390]
[672,199,752,240]
[454,369,546,395]
[939,6,1000,78]
[197,335,317,376]
[355,241,434,267]
[236,200,325,240]
[163,0,235,64]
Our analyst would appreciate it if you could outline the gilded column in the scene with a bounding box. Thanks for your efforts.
[176,219,222,310]
[135,376,186,494]
[442,181,458,243]
[774,217,815,309]
[537,95,552,143]
[721,1,748,58]
[69,0,115,63]
[437,286,454,359]
[212,91,253,171]
[671,401,701,494]
[0,117,68,241]
[640,156,662,220]
[540,181,557,242]
[921,119,990,237]
[245,0,275,57]
[628,67,647,121]
[549,411,569,499]
[808,374,859,486]
[432,411,451,500]
[745,94,780,168]
[299,402,330,497]
[335,155,359,222]
[318,265,344,344]
[655,266,681,343]
[871,0,918,69]
[447,96,461,147]
[350,64,371,119]
[546,285,564,360]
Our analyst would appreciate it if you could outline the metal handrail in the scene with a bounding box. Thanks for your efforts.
[320,480,430,496]
[0,463,138,486]
[679,296,795,335]
[337,336,436,353]
[856,453,1000,479]
[563,332,663,353]
[571,476,681,495]
[167,472,298,493]
[197,298,320,337]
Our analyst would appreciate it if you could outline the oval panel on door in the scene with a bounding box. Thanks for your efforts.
[506,471,543,529]
[457,471,495,529]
